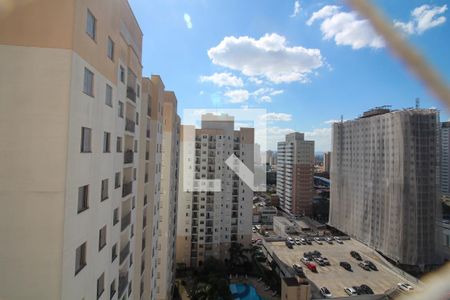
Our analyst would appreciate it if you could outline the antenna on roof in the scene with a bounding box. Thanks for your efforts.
[415,97,420,109]
[340,115,343,123]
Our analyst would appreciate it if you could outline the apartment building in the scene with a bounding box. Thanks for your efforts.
[330,107,440,266]
[0,1,177,300]
[323,151,331,174]
[441,122,450,203]
[156,92,180,300]
[176,114,254,268]
[276,133,315,217]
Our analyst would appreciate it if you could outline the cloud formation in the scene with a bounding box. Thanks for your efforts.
[291,1,301,17]
[200,72,243,87]
[394,4,447,35]
[307,5,384,49]
[304,127,332,152]
[207,33,323,83]
[224,89,249,103]
[260,113,292,122]
[184,13,192,29]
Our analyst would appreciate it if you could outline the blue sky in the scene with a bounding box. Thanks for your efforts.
[129,0,450,152]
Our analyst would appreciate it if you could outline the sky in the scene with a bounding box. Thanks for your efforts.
[128,0,450,152]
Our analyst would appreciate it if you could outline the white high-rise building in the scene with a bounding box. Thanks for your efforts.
[176,114,254,267]
[330,107,440,266]
[276,133,315,216]
[441,122,450,202]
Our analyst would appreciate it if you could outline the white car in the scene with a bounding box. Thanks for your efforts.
[294,238,301,245]
[344,287,357,296]
[320,287,333,298]
[335,237,344,244]
[287,237,294,244]
[252,228,256,233]
[398,283,414,292]
[314,237,323,245]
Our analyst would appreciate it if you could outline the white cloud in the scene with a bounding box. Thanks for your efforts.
[260,113,292,122]
[199,72,243,87]
[199,90,204,95]
[290,1,301,18]
[394,4,447,35]
[270,90,284,96]
[307,5,384,49]
[207,33,323,83]
[184,13,192,29]
[324,119,346,124]
[224,89,249,103]
[258,95,272,103]
[304,127,332,152]
[248,77,263,85]
[263,127,295,150]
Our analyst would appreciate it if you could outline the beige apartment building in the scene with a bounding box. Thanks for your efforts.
[276,133,315,217]
[0,1,178,300]
[176,114,254,268]
[155,93,181,300]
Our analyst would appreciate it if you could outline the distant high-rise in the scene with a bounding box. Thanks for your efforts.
[276,133,315,216]
[441,122,450,202]
[330,107,440,266]
[176,114,254,267]
[323,151,331,174]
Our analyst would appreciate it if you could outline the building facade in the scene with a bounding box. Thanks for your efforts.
[441,122,450,203]
[276,133,315,217]
[0,2,178,299]
[176,114,254,267]
[323,151,331,174]
[330,107,440,266]
[155,92,180,300]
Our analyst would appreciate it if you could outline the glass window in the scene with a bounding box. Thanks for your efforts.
[105,84,112,107]
[107,37,114,60]
[103,132,110,153]
[97,273,104,299]
[83,68,94,96]
[98,225,107,251]
[86,9,96,40]
[81,127,92,152]
[75,242,87,275]
[101,179,109,201]
[77,185,89,213]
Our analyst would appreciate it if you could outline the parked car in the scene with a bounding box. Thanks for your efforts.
[335,237,344,244]
[287,237,294,244]
[340,261,352,271]
[320,287,333,298]
[325,237,333,244]
[350,250,362,261]
[314,237,323,245]
[252,228,256,233]
[358,262,371,271]
[359,284,374,294]
[365,260,378,271]
[322,257,330,266]
[306,262,317,272]
[306,238,313,245]
[398,283,414,292]
[285,240,293,249]
[314,257,325,266]
[301,257,311,264]
[344,287,358,296]
[295,238,301,245]
[300,238,307,245]
[292,264,304,276]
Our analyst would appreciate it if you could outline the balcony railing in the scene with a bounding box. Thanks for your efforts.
[125,118,135,133]
[127,86,136,102]
[118,271,128,297]
[124,149,134,164]
[122,182,132,197]
[121,211,131,231]
[120,242,130,264]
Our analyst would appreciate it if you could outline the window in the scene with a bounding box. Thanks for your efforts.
[75,242,87,275]
[103,132,111,153]
[86,9,96,40]
[115,172,121,188]
[77,185,89,213]
[120,65,125,83]
[81,127,92,153]
[83,67,94,96]
[136,112,139,125]
[98,225,107,251]
[116,137,122,152]
[101,179,109,201]
[137,84,140,98]
[118,101,124,118]
[111,243,117,262]
[110,280,116,299]
[105,84,113,107]
[107,37,114,60]
[97,273,105,299]
[113,208,119,225]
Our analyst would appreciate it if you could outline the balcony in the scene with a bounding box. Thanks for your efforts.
[121,211,131,231]
[122,182,132,197]
[124,149,134,164]
[120,242,130,265]
[125,118,135,133]
[118,271,128,297]
[127,86,136,102]
[145,151,149,160]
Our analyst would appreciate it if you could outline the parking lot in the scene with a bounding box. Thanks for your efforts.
[265,238,418,298]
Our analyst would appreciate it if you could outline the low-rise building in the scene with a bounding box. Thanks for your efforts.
[273,216,297,236]
[260,206,278,224]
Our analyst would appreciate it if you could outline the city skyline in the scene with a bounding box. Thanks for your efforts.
[129,0,450,151]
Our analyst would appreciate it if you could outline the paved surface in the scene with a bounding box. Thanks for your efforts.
[265,239,418,298]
